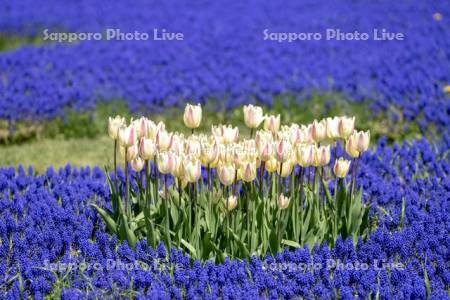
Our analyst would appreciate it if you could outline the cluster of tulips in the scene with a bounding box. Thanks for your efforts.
[94,104,372,261]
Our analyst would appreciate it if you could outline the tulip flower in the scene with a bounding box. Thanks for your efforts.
[239,161,257,182]
[300,125,314,144]
[170,154,185,178]
[265,157,278,173]
[133,117,149,139]
[183,103,202,129]
[311,119,327,143]
[108,116,126,140]
[183,157,202,183]
[313,145,331,167]
[338,116,355,139]
[333,158,351,178]
[157,152,175,174]
[263,114,280,134]
[345,132,360,158]
[288,124,302,145]
[156,129,171,151]
[140,138,157,161]
[276,139,292,163]
[296,144,314,167]
[355,130,370,153]
[326,117,340,140]
[277,160,294,177]
[185,137,202,158]
[120,144,139,161]
[168,133,185,153]
[255,130,272,146]
[217,162,236,186]
[257,139,274,162]
[277,194,290,209]
[118,125,137,148]
[243,104,264,129]
[131,157,145,172]
[223,195,238,211]
[200,142,219,166]
[145,119,158,140]
[222,125,239,144]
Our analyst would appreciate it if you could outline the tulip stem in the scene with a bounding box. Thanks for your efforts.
[191,183,195,229]
[320,167,325,207]
[154,159,159,204]
[259,161,265,198]
[298,167,304,212]
[207,165,211,192]
[278,162,283,196]
[351,154,361,200]
[178,178,182,207]
[250,128,254,139]
[307,167,311,186]
[232,169,238,196]
[113,140,117,181]
[164,174,168,201]
[124,147,129,217]
[145,160,150,207]
[246,183,250,246]
[164,185,171,252]
[313,167,317,197]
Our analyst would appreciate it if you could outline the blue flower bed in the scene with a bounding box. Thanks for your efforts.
[0,136,448,298]
[0,0,449,131]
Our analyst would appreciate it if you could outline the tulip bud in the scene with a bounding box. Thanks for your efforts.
[276,139,292,163]
[333,158,351,178]
[264,114,281,134]
[355,130,370,153]
[345,132,360,158]
[131,157,145,172]
[338,116,355,139]
[311,119,326,143]
[140,138,157,161]
[243,104,264,129]
[108,116,126,140]
[223,195,238,211]
[326,117,340,140]
[239,161,257,182]
[277,194,290,210]
[183,103,202,129]
[156,129,171,151]
[118,125,137,148]
[183,157,202,183]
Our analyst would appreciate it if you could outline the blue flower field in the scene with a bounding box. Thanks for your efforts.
[0,0,449,299]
